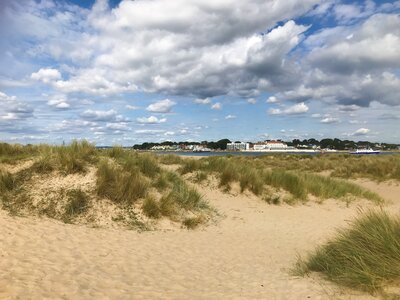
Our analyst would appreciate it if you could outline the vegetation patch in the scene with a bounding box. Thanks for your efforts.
[294,210,400,294]
[64,189,89,219]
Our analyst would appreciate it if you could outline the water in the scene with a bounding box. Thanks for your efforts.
[154,151,399,157]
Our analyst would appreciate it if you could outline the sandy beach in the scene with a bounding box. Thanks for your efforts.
[2,173,398,299]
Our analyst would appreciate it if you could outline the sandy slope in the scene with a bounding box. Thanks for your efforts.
[1,179,399,299]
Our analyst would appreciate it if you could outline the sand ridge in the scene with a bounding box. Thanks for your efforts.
[1,176,393,299]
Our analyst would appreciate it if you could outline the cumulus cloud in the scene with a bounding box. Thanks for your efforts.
[268,102,309,115]
[81,109,127,122]
[194,98,211,105]
[146,99,176,113]
[353,127,370,136]
[0,91,33,121]
[47,95,70,109]
[247,98,257,104]
[31,68,62,83]
[136,116,167,124]
[211,102,222,110]
[125,105,140,110]
[266,96,278,103]
[225,114,237,120]
[320,117,339,124]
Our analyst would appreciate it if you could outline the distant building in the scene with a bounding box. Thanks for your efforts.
[253,140,288,150]
[227,142,250,151]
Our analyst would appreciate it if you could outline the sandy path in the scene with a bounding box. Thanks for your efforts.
[1,181,394,299]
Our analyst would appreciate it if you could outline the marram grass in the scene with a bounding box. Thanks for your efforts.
[294,210,400,293]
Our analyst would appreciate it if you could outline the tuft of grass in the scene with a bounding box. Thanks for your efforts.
[193,171,208,183]
[0,170,16,193]
[31,155,55,174]
[56,140,97,174]
[159,195,179,218]
[239,168,264,195]
[263,194,281,205]
[142,195,161,219]
[166,180,207,210]
[183,215,206,229]
[294,210,400,293]
[121,153,161,179]
[158,154,183,165]
[64,188,89,218]
[96,160,148,204]
[179,159,203,174]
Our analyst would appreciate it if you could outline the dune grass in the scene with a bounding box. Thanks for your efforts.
[257,154,400,182]
[142,195,161,219]
[158,154,183,165]
[0,169,16,193]
[294,210,400,294]
[176,156,382,203]
[64,189,89,217]
[96,160,149,204]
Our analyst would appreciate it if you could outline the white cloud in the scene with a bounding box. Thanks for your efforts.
[266,96,278,103]
[106,123,130,131]
[81,109,123,122]
[194,98,211,105]
[146,99,176,113]
[225,114,237,120]
[0,91,16,101]
[31,68,62,83]
[268,102,309,115]
[353,128,370,136]
[211,102,222,110]
[47,96,70,109]
[247,98,257,104]
[320,117,339,124]
[126,105,139,110]
[135,129,165,135]
[136,116,167,124]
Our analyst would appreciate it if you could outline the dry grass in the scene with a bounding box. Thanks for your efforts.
[176,156,382,204]
[294,210,400,294]
[142,195,161,219]
[96,160,149,204]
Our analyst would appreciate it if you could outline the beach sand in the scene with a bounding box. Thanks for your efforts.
[3,176,399,300]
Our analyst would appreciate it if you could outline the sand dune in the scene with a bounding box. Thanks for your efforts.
[2,179,396,299]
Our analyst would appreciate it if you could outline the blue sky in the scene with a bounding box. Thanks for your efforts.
[0,0,399,145]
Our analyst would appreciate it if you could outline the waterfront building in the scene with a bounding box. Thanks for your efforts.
[227,142,250,151]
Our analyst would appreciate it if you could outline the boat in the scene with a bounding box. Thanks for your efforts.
[350,148,380,155]
[193,146,212,153]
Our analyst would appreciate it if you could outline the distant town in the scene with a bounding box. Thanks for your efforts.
[132,138,400,152]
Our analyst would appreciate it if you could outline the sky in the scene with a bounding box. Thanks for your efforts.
[0,0,399,145]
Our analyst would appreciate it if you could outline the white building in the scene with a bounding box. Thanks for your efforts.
[227,142,250,151]
[252,140,288,150]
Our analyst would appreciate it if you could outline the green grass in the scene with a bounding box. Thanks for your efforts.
[96,160,149,204]
[294,210,400,294]
[173,156,383,204]
[0,170,16,193]
[183,215,206,229]
[158,154,183,165]
[163,180,207,211]
[142,195,161,219]
[64,189,89,217]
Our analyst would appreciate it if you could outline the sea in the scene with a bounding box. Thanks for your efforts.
[153,151,399,157]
